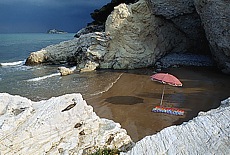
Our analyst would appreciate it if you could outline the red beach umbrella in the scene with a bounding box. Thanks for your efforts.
[151,73,184,115]
[151,73,182,87]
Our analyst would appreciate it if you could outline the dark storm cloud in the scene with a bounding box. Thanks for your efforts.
[0,0,111,33]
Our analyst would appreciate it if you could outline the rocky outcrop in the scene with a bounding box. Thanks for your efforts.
[26,0,229,73]
[0,93,133,154]
[147,0,210,54]
[25,32,111,67]
[80,61,99,72]
[103,0,187,69]
[25,49,48,65]
[58,66,74,76]
[26,0,210,70]
[47,29,67,34]
[121,97,230,155]
[194,0,230,74]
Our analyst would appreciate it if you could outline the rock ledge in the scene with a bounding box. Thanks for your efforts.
[122,97,230,155]
[0,93,133,155]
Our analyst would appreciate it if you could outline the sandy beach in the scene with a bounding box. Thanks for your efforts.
[86,67,230,142]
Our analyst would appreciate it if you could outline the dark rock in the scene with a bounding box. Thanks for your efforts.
[90,0,137,24]
[148,0,210,55]
[194,0,230,74]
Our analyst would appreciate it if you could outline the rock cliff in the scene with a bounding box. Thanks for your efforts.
[26,0,190,70]
[26,0,230,73]
[103,0,184,69]
[121,97,230,155]
[0,93,133,154]
[194,0,230,74]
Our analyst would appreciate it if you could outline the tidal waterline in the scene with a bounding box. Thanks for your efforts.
[85,67,230,142]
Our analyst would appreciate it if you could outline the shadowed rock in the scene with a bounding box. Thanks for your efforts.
[194,0,230,74]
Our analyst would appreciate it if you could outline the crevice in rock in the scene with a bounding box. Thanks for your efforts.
[61,102,77,112]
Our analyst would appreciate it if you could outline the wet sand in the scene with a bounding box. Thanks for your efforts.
[86,67,230,142]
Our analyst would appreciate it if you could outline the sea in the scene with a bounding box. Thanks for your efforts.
[0,33,121,101]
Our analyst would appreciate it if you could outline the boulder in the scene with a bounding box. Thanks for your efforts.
[80,61,99,72]
[194,0,230,74]
[58,66,74,76]
[121,97,230,155]
[0,93,134,154]
[25,49,48,65]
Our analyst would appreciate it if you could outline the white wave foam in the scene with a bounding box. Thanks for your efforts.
[0,60,25,66]
[26,73,61,82]
[91,73,123,96]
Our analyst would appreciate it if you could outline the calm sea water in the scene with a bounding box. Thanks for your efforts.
[0,33,121,101]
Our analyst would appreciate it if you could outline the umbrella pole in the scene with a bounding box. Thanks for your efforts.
[160,85,165,106]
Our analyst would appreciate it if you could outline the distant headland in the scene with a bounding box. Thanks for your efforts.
[47,29,67,34]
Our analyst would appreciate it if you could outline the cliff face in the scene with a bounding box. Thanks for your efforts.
[26,0,190,70]
[147,0,230,73]
[147,0,210,54]
[103,0,187,69]
[194,0,230,74]
[26,0,230,74]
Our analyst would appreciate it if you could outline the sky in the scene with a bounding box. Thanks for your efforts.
[0,0,111,33]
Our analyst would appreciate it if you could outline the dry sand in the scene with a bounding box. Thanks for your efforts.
[86,67,230,142]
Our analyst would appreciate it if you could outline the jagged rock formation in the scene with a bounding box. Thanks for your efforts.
[103,0,187,69]
[25,32,111,67]
[26,0,191,70]
[0,93,133,154]
[147,0,210,54]
[26,0,229,73]
[121,97,230,155]
[194,0,230,74]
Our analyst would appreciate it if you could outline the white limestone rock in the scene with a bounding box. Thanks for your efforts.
[103,0,187,69]
[80,61,99,72]
[58,66,74,76]
[121,97,230,155]
[0,93,133,155]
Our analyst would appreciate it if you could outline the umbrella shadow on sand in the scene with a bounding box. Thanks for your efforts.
[105,96,144,105]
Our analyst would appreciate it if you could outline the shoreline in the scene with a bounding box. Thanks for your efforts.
[85,66,230,142]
